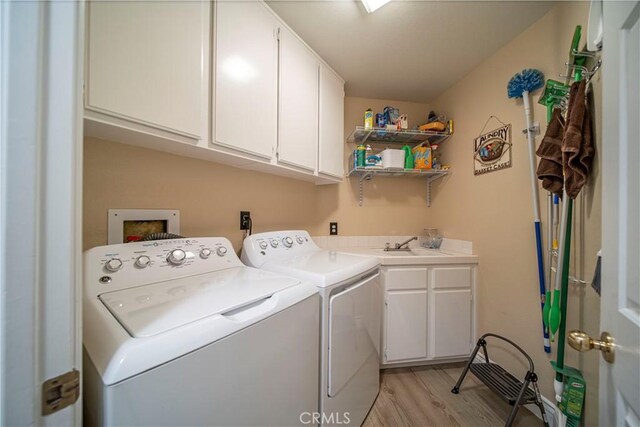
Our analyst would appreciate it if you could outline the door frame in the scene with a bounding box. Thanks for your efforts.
[0,1,84,425]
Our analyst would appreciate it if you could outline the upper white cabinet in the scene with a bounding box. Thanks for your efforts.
[277,27,319,172]
[213,1,278,159]
[318,65,345,179]
[85,0,344,184]
[85,1,207,141]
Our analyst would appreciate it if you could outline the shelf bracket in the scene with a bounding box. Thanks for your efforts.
[425,172,448,207]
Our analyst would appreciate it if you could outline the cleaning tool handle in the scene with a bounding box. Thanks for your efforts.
[556,199,574,382]
[535,221,551,353]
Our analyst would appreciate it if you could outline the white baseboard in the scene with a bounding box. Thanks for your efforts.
[472,353,556,427]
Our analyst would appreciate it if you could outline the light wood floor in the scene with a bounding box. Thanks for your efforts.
[363,363,543,427]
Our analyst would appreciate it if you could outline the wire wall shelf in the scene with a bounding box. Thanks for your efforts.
[347,126,451,147]
[347,166,449,207]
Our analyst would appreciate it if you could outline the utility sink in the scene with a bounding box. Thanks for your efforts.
[366,248,444,256]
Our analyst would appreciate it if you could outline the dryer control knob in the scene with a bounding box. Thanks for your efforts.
[216,246,228,257]
[259,241,268,250]
[105,258,123,272]
[296,236,304,244]
[270,239,279,248]
[135,255,151,268]
[200,248,212,259]
[167,249,187,265]
[283,237,294,248]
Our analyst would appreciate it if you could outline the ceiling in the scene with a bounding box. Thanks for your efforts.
[267,1,555,103]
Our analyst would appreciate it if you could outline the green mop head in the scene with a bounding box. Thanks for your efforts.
[538,79,570,106]
[507,69,545,99]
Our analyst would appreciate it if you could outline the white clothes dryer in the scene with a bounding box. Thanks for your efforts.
[242,230,381,427]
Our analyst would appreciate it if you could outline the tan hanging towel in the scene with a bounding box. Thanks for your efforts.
[536,108,565,196]
[562,80,594,199]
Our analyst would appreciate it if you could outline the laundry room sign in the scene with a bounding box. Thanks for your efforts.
[473,119,512,176]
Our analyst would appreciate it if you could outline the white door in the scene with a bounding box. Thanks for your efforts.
[600,1,640,425]
[318,65,345,179]
[278,27,318,172]
[214,1,278,159]
[1,1,83,425]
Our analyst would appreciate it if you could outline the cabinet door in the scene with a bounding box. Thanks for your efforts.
[430,290,472,358]
[318,65,344,178]
[86,1,206,138]
[214,1,277,159]
[278,28,318,172]
[384,290,427,363]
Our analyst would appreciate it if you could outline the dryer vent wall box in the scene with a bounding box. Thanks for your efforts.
[108,209,180,244]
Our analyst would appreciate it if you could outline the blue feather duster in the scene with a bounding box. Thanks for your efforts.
[507,69,544,99]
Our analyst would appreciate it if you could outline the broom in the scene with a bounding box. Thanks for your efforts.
[507,68,550,353]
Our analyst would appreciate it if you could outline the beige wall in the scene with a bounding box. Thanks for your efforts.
[314,97,435,236]
[431,2,601,423]
[84,97,436,250]
[83,137,319,252]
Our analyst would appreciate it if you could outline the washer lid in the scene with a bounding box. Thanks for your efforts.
[262,251,379,287]
[99,266,299,338]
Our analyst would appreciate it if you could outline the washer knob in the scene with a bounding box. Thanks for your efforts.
[270,239,279,248]
[105,258,123,272]
[216,246,228,257]
[283,237,294,248]
[259,241,268,250]
[135,255,151,268]
[200,248,212,259]
[296,236,304,244]
[167,249,187,265]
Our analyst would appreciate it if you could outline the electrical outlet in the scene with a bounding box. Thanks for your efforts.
[329,222,338,235]
[240,211,251,231]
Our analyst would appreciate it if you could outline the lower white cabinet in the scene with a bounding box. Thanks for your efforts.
[381,264,476,366]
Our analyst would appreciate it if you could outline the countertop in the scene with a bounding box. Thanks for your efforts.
[336,247,478,266]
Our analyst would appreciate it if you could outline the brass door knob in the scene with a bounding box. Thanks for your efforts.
[568,330,615,363]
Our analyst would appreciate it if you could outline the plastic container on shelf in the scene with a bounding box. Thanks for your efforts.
[380,149,405,170]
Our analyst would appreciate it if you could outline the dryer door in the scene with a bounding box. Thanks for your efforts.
[328,272,380,397]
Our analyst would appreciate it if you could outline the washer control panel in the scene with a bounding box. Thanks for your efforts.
[85,237,243,297]
[241,230,318,267]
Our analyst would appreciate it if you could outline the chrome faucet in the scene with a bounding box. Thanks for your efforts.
[384,236,418,251]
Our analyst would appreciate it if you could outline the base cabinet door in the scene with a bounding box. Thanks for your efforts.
[384,290,427,363]
[214,1,277,159]
[430,290,472,358]
[86,1,207,139]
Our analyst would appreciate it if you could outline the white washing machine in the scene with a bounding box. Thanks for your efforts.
[242,230,381,427]
[83,237,320,427]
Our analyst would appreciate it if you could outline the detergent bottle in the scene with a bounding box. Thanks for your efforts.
[402,145,414,169]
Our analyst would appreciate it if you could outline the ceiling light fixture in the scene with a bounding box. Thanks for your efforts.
[361,0,391,13]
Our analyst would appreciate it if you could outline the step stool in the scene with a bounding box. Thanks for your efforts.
[451,333,549,427]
